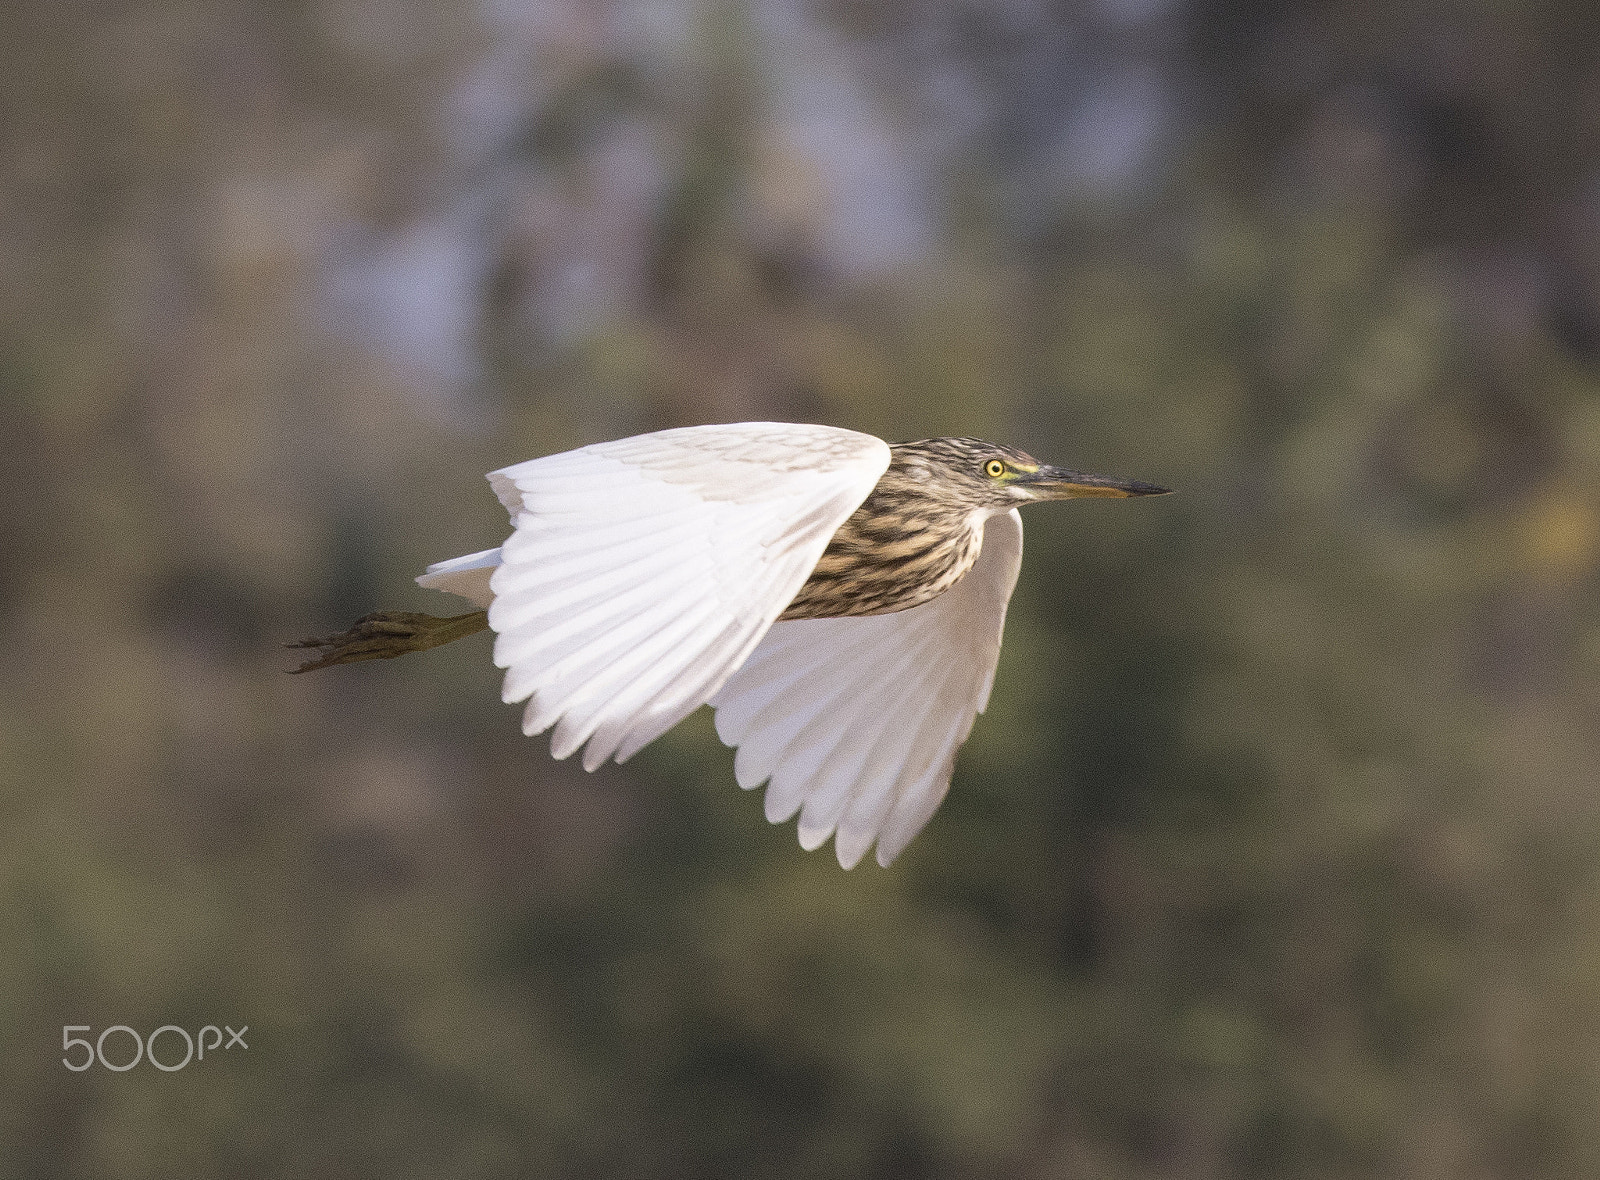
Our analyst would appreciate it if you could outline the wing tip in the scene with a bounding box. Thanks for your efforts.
[795,821,830,852]
[833,828,874,870]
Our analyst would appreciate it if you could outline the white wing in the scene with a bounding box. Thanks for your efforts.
[456,424,890,772]
[709,509,1024,869]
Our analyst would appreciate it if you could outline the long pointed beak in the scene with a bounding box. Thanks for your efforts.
[1022,466,1172,500]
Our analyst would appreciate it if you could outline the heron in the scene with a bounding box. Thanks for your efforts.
[290,423,1169,868]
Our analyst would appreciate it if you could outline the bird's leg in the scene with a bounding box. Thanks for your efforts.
[285,610,489,673]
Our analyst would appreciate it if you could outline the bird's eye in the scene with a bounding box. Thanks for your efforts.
[984,459,1007,478]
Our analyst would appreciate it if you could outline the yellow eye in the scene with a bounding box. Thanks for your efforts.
[984,459,1007,478]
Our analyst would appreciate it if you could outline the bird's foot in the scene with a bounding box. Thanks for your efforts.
[285,610,489,673]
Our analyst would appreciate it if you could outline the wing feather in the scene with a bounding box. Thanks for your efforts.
[775,628,935,833]
[710,509,1025,868]
[426,424,890,770]
[794,635,945,848]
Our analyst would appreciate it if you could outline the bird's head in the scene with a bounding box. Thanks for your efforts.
[891,437,1171,515]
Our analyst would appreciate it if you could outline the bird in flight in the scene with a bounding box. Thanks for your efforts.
[290,423,1169,867]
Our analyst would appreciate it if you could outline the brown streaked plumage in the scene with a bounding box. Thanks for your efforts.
[780,436,1167,619]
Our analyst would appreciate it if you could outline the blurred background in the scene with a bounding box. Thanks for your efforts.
[6,0,1600,1175]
